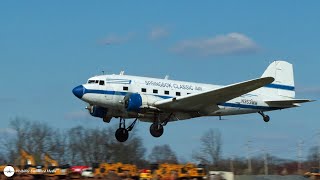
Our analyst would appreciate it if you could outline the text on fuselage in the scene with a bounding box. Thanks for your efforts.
[241,99,257,105]
[145,81,203,91]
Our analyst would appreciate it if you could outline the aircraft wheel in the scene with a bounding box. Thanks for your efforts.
[115,128,129,142]
[150,123,164,137]
[263,115,270,122]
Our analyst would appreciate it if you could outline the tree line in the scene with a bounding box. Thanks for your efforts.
[0,117,319,175]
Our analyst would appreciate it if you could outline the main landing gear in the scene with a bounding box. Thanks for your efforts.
[149,113,172,138]
[150,123,164,137]
[258,111,270,122]
[115,118,138,142]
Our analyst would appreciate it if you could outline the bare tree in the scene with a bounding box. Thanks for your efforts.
[193,128,222,168]
[107,129,146,165]
[149,144,178,164]
[8,118,57,164]
[1,118,147,166]
[47,129,69,164]
[306,146,319,168]
[67,125,146,166]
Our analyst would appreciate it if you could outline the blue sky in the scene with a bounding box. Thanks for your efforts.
[0,1,319,161]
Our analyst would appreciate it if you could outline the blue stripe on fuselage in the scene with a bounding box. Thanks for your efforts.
[264,83,294,91]
[83,88,280,111]
[219,102,280,111]
[84,89,172,99]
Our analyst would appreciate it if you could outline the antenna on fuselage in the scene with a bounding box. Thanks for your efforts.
[165,75,169,80]
[120,71,125,75]
[102,70,105,75]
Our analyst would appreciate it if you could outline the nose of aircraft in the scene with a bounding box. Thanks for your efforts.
[72,85,84,99]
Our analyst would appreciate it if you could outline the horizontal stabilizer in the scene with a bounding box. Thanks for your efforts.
[265,99,315,108]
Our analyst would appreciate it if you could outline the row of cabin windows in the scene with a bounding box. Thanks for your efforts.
[122,86,189,96]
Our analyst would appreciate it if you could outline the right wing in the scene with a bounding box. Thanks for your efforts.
[154,77,274,114]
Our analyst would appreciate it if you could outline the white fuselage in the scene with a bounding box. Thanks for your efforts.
[77,74,280,122]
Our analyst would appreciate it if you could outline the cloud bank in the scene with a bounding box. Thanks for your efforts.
[171,32,259,56]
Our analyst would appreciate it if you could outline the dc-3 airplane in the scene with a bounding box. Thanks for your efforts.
[72,61,313,142]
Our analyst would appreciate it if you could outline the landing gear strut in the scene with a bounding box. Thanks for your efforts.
[115,118,138,142]
[258,111,270,122]
[149,113,173,138]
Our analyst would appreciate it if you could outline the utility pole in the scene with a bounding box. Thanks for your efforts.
[230,156,234,174]
[318,130,320,171]
[263,148,269,175]
[297,140,303,174]
[246,140,252,174]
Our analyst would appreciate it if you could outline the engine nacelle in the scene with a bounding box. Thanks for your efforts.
[89,105,108,118]
[124,93,161,112]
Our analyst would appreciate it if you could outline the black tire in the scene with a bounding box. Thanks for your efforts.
[263,115,270,122]
[115,128,129,142]
[149,123,164,137]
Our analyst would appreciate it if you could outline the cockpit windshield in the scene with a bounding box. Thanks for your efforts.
[88,80,96,84]
[87,79,105,86]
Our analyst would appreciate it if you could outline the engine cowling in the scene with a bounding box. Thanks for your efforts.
[124,93,142,112]
[124,93,161,112]
[89,105,108,118]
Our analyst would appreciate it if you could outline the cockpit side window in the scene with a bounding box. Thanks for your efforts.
[88,80,95,84]
[99,80,105,85]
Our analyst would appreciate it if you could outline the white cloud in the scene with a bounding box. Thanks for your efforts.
[171,32,259,56]
[100,32,134,45]
[150,26,169,40]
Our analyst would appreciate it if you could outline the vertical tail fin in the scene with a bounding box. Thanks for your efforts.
[261,60,295,98]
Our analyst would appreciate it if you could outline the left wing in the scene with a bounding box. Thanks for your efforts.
[154,77,274,114]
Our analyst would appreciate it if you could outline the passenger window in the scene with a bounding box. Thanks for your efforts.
[123,86,128,91]
[176,92,181,96]
[187,93,191,95]
[141,88,146,92]
[99,80,105,85]
[164,90,169,95]
[153,89,158,94]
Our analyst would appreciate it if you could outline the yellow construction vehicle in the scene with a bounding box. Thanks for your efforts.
[154,163,206,180]
[154,163,183,179]
[0,165,7,179]
[304,167,320,179]
[183,163,206,180]
[20,149,45,179]
[92,163,116,178]
[117,163,139,179]
[139,169,152,180]
[92,162,139,179]
[43,153,68,180]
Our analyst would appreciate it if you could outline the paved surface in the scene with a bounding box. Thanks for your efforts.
[235,175,309,180]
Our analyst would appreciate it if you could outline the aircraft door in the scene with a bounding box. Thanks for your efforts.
[99,81,113,100]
